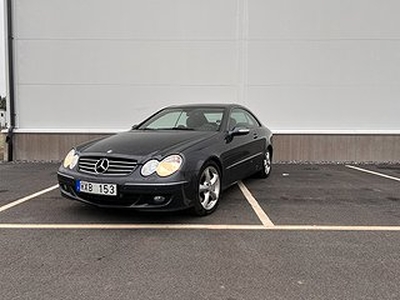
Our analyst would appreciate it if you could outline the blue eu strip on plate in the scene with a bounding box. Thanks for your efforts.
[75,180,81,192]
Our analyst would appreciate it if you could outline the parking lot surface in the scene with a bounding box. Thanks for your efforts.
[1,162,400,299]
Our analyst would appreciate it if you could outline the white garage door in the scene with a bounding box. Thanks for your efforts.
[11,0,400,133]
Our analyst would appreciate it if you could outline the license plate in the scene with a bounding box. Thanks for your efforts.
[76,181,117,196]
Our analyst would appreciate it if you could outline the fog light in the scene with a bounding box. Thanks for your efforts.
[153,196,165,203]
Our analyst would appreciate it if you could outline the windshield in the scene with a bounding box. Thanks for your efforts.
[138,108,225,132]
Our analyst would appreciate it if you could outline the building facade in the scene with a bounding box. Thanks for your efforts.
[3,0,400,162]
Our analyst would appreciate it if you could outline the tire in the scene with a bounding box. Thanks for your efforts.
[257,149,272,178]
[192,162,222,216]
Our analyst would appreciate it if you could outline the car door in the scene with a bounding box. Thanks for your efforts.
[221,108,265,185]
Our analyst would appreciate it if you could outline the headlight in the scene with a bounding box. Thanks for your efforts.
[141,159,159,177]
[141,155,183,177]
[63,149,79,169]
[156,155,183,177]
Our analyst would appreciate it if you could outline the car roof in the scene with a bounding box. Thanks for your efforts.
[164,103,246,110]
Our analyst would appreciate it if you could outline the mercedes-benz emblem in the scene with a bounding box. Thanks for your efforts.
[95,158,110,174]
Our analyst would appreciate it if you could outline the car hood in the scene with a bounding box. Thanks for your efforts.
[78,130,218,162]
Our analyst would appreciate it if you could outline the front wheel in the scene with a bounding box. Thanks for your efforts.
[257,149,272,178]
[192,163,221,216]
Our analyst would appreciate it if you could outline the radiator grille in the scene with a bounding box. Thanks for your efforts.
[78,156,137,176]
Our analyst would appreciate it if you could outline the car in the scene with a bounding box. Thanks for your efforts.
[57,104,273,215]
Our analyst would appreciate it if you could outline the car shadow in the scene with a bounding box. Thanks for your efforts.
[61,184,251,225]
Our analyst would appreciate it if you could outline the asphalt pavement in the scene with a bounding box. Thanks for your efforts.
[1,162,400,300]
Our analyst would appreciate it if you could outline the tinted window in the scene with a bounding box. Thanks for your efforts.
[139,108,224,131]
[229,108,261,130]
[144,111,186,129]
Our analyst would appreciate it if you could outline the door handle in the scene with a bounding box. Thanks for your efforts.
[253,133,258,139]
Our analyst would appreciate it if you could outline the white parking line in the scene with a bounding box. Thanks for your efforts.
[1,178,399,232]
[0,184,59,213]
[1,223,400,231]
[238,181,275,227]
[0,223,264,230]
[346,165,400,182]
[277,225,400,231]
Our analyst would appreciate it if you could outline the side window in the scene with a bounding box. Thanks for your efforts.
[244,110,261,128]
[229,109,261,130]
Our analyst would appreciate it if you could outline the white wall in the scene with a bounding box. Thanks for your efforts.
[11,0,400,132]
[0,0,6,96]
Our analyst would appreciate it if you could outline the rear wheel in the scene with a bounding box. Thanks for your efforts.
[193,162,221,216]
[257,149,272,178]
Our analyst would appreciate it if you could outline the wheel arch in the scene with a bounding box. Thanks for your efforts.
[203,156,223,178]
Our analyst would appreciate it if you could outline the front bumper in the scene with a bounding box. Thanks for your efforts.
[57,171,194,211]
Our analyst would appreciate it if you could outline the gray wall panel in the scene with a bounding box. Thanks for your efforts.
[247,86,400,131]
[16,0,237,39]
[18,40,238,85]
[17,85,237,130]
[248,0,400,39]
[248,41,400,86]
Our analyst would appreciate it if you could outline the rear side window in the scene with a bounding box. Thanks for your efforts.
[229,108,261,130]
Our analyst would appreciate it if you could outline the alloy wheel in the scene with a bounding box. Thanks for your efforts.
[264,150,271,176]
[198,165,221,211]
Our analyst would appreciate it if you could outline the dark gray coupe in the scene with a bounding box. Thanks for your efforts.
[58,104,273,215]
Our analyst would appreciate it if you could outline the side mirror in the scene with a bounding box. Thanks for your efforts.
[226,126,250,143]
[230,126,250,136]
